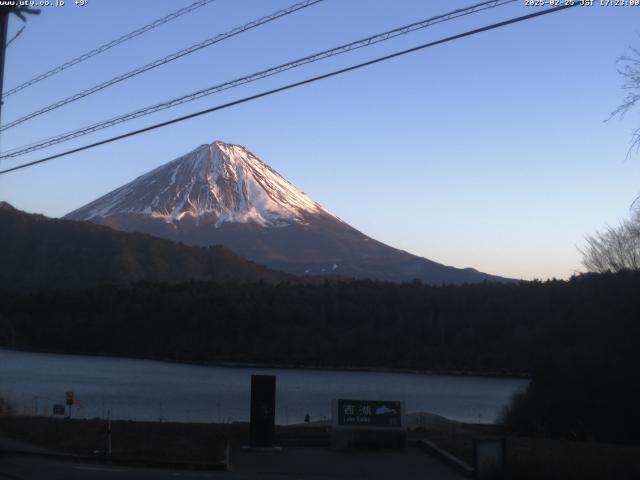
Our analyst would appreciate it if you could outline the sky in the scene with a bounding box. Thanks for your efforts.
[0,0,639,281]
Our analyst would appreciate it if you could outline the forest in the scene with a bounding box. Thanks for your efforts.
[1,271,638,372]
[1,271,639,442]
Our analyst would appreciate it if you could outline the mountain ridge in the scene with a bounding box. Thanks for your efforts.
[0,202,291,291]
[66,140,515,284]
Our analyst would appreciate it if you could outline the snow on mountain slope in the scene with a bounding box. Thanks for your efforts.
[66,140,514,284]
[67,141,335,227]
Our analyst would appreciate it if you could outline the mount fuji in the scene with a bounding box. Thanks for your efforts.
[66,140,511,284]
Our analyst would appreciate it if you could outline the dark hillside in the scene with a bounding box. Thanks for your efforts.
[0,202,290,290]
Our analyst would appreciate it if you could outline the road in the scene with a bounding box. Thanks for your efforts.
[0,447,466,480]
[0,454,224,480]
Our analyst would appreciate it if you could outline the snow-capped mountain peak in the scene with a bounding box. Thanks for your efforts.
[67,140,333,227]
[65,139,513,285]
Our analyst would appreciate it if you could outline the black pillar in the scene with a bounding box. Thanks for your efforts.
[0,8,9,124]
[249,374,276,447]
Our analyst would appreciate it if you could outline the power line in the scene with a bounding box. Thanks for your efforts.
[0,0,323,133]
[0,3,579,177]
[0,0,517,159]
[2,0,218,99]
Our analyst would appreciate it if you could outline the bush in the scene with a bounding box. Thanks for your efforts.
[0,395,16,416]
[501,354,640,444]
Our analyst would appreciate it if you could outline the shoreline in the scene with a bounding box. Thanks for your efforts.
[0,347,530,379]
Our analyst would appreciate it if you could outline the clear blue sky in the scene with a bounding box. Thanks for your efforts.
[1,0,638,280]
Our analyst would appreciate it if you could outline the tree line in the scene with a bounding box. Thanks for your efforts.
[1,271,639,442]
[0,272,638,373]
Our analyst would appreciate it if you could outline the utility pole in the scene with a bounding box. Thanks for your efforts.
[0,7,10,123]
[0,5,40,124]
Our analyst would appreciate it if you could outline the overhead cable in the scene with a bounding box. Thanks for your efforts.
[0,0,515,158]
[0,0,322,132]
[0,3,579,176]
[2,0,219,98]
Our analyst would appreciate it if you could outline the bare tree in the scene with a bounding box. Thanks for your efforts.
[581,210,640,273]
[609,44,640,159]
[586,44,640,272]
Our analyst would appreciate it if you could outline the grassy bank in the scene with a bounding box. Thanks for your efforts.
[0,416,231,464]
[0,416,328,464]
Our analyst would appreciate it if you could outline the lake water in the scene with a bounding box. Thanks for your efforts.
[0,349,527,425]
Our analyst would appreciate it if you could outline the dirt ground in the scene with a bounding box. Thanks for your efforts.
[0,416,233,463]
[2,416,640,478]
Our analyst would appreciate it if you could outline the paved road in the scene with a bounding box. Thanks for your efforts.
[0,454,225,480]
[0,447,466,480]
[230,446,465,479]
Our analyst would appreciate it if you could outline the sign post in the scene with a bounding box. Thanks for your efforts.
[65,391,74,419]
[105,412,112,457]
[331,399,406,450]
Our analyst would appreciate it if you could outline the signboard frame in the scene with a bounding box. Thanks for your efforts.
[331,399,405,431]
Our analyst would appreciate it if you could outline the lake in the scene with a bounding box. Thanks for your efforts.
[0,349,527,425]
